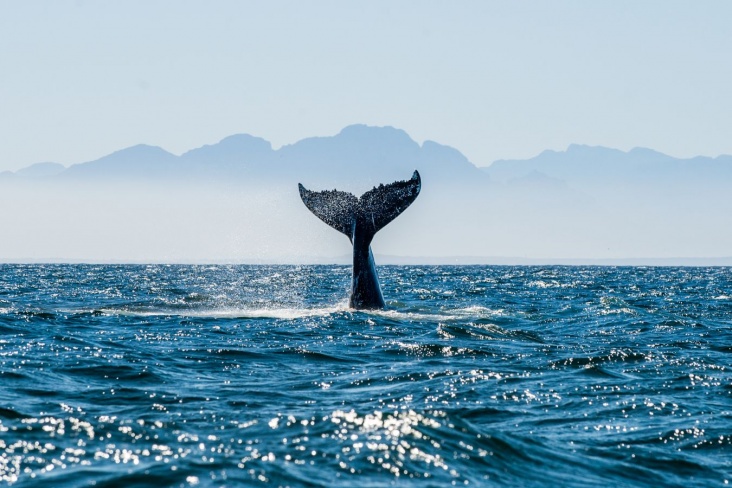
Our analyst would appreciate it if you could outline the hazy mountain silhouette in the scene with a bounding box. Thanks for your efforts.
[7,129,731,193]
[60,144,179,180]
[17,162,66,178]
[178,134,274,180]
[484,144,732,192]
[2,126,731,263]
[278,125,484,191]
[1,162,65,181]
[18,125,489,192]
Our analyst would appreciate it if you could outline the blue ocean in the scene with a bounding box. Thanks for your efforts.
[0,264,730,487]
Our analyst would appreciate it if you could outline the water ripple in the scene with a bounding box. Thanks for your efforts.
[0,264,730,486]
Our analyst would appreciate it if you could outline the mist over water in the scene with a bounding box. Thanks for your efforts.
[1,264,730,486]
[0,182,322,263]
[3,175,731,263]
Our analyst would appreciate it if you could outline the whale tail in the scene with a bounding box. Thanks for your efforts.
[298,170,421,242]
[299,170,421,309]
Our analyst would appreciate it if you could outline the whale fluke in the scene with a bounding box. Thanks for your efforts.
[299,171,421,309]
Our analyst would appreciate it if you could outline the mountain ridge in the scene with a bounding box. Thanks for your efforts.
[5,127,731,187]
[483,143,732,190]
[2,125,493,192]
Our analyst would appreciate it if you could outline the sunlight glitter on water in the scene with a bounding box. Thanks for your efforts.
[1,264,730,486]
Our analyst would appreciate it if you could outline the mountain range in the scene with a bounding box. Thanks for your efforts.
[1,124,731,263]
[1,125,486,193]
[485,144,732,194]
[4,124,731,198]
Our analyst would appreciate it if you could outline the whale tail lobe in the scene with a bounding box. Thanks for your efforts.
[298,170,421,243]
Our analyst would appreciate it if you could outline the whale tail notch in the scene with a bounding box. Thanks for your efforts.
[298,170,421,241]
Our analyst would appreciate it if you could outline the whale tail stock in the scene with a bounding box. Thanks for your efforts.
[298,170,421,244]
[298,170,421,310]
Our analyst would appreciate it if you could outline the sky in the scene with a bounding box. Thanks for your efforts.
[1,1,732,172]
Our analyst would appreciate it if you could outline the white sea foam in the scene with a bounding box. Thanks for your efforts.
[90,303,506,322]
[366,309,456,322]
[362,305,506,323]
[445,305,506,317]
[95,306,347,320]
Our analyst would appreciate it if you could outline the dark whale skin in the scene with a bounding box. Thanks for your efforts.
[298,171,421,309]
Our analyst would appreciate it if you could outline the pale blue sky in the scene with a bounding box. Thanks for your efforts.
[1,0,731,172]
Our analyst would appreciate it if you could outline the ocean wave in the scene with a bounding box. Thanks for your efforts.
[1,264,730,487]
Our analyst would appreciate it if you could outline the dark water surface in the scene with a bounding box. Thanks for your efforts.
[0,264,730,487]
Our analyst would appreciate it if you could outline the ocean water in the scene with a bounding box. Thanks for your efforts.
[0,264,730,487]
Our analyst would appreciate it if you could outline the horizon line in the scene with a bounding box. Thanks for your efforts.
[2,256,732,267]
